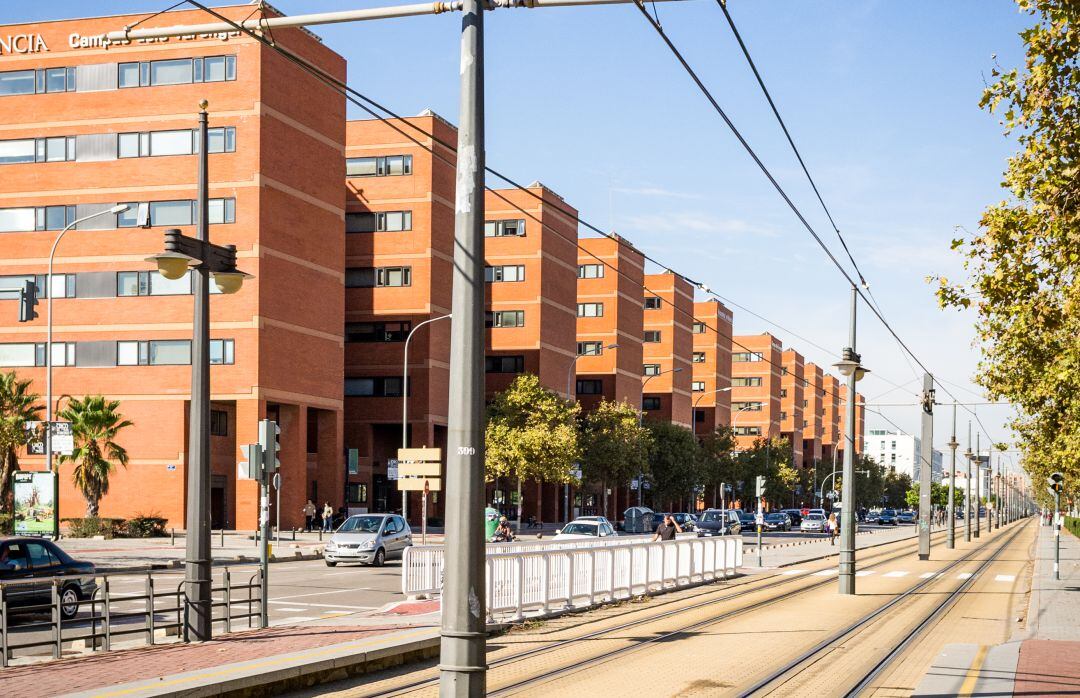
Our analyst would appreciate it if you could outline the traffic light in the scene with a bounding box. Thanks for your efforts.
[238,443,263,480]
[1048,472,1064,494]
[755,475,766,498]
[258,419,280,472]
[18,280,38,322]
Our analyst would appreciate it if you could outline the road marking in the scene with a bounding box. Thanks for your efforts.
[920,572,937,578]
[782,569,807,576]
[994,574,1015,582]
[855,570,875,577]
[884,571,909,578]
[957,572,973,579]
[958,644,990,696]
[813,569,838,576]
[274,607,307,612]
[268,601,376,610]
[278,616,317,624]
[269,588,374,601]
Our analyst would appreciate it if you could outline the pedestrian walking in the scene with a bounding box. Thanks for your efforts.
[322,502,333,532]
[827,512,838,546]
[652,514,682,542]
[303,500,316,532]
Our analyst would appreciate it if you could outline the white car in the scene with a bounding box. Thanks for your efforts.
[323,514,412,566]
[800,513,826,533]
[554,519,617,540]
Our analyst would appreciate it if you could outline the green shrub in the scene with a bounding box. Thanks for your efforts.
[62,517,126,539]
[1066,517,1080,539]
[125,514,168,538]
[0,513,11,535]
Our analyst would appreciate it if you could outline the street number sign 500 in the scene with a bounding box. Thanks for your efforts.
[457,446,476,456]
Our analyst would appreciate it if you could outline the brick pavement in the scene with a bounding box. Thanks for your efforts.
[1014,639,1080,696]
[0,624,407,698]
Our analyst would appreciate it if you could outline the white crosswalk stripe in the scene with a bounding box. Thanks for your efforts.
[813,569,838,576]
[855,570,875,577]
[920,572,937,579]
[884,571,909,578]
[957,573,973,579]
[782,569,807,576]
[994,574,1016,582]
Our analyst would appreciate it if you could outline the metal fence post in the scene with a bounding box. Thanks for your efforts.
[146,573,156,646]
[103,577,111,652]
[259,566,268,629]
[0,589,7,668]
[52,581,61,659]
[223,568,232,634]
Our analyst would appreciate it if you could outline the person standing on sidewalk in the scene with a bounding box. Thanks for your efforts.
[322,502,334,532]
[827,512,838,546]
[653,514,682,542]
[303,500,316,532]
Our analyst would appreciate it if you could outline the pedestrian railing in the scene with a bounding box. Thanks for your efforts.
[403,536,743,620]
[0,567,262,667]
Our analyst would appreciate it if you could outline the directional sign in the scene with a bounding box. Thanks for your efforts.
[399,477,441,492]
[398,462,440,478]
[397,447,441,463]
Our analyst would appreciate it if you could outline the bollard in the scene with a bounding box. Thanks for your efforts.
[254,528,259,547]
[170,527,175,545]
[292,528,296,541]
[318,528,323,542]
[220,528,225,547]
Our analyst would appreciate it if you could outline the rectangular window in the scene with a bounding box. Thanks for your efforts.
[802,399,808,407]
[780,411,788,421]
[149,200,193,226]
[209,339,235,365]
[345,268,376,288]
[345,321,411,343]
[344,377,406,397]
[345,154,413,177]
[149,340,190,365]
[346,210,411,233]
[486,310,524,328]
[116,198,234,227]
[485,355,524,373]
[695,409,705,423]
[119,56,235,89]
[577,341,602,356]
[0,342,74,368]
[577,264,603,279]
[151,58,194,86]
[210,409,229,436]
[732,352,764,362]
[644,296,662,310]
[347,483,368,503]
[779,389,788,398]
[692,381,706,392]
[0,139,36,164]
[732,377,763,387]
[643,330,662,343]
[116,339,232,366]
[576,379,603,395]
[0,207,36,232]
[691,322,706,334]
[376,267,411,287]
[149,129,192,156]
[117,270,193,297]
[484,265,525,283]
[577,303,603,318]
[692,352,706,363]
[732,401,763,411]
[644,364,661,376]
[484,219,525,237]
[642,397,661,411]
[0,69,36,96]
[733,426,761,436]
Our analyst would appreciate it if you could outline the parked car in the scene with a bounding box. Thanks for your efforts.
[865,509,881,524]
[809,508,827,519]
[763,512,791,532]
[738,512,757,530]
[324,514,412,567]
[898,510,916,524]
[800,513,826,533]
[554,519,617,540]
[670,513,697,531]
[780,509,803,526]
[878,509,899,526]
[696,509,741,536]
[0,537,97,620]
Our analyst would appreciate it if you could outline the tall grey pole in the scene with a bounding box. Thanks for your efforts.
[946,402,957,549]
[440,1,486,693]
[838,285,858,595]
[995,461,1001,528]
[974,432,981,539]
[918,374,933,560]
[964,423,972,543]
[184,105,212,641]
[988,455,994,532]
[259,474,270,628]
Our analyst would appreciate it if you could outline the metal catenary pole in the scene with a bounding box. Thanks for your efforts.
[838,285,858,595]
[964,422,972,543]
[184,106,213,641]
[918,373,933,560]
[974,432,981,539]
[439,0,487,693]
[946,402,957,549]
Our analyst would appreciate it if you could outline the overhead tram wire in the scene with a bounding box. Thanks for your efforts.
[632,2,1010,446]
[180,0,907,411]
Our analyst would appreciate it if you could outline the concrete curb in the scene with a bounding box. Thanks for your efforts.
[97,551,325,574]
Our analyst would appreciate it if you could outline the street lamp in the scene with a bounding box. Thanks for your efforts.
[401,314,451,525]
[638,366,683,505]
[564,342,617,522]
[45,204,131,474]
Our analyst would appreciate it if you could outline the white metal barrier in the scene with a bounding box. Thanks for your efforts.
[402,536,743,620]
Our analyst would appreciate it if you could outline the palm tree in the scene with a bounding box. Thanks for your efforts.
[58,396,132,517]
[0,371,43,511]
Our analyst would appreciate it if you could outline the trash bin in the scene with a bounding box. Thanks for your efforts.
[623,507,655,534]
[484,507,499,540]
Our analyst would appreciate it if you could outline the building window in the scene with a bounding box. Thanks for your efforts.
[485,355,524,373]
[576,379,603,395]
[692,381,706,392]
[692,352,705,363]
[484,265,525,282]
[803,399,808,407]
[117,126,235,158]
[802,419,808,428]
[345,154,412,177]
[118,55,236,89]
[116,270,192,296]
[0,67,77,96]
[344,376,406,397]
[210,409,229,436]
[0,274,74,299]
[577,264,603,279]
[732,352,764,362]
[484,219,525,237]
[642,397,661,411]
[732,377,762,387]
[643,330,661,343]
[577,341,603,356]
[116,198,235,227]
[644,296,662,310]
[695,409,705,423]
[0,343,74,368]
[0,206,83,232]
[780,411,788,420]
[345,321,411,342]
[732,401,763,411]
[779,389,788,398]
[577,303,603,318]
[345,210,412,233]
[347,483,368,503]
[378,267,411,287]
[0,136,76,165]
[0,69,37,96]
[486,310,525,328]
[644,363,661,376]
[733,426,761,436]
[116,339,233,366]
[691,322,706,334]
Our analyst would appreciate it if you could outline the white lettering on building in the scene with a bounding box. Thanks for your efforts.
[0,34,49,55]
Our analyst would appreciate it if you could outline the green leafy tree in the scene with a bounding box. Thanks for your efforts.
[485,375,580,528]
[643,421,701,509]
[699,426,738,508]
[736,437,794,509]
[579,400,651,519]
[0,372,42,511]
[883,470,913,509]
[57,396,132,517]
[932,0,1080,503]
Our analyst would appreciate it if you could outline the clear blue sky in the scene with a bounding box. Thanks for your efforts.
[8,1,1031,465]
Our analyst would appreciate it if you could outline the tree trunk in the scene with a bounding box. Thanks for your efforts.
[86,497,99,518]
[602,479,608,520]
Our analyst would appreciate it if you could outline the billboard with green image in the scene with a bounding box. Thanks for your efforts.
[13,471,57,536]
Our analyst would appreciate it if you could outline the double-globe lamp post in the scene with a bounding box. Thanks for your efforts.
[147,102,251,642]
[565,343,618,521]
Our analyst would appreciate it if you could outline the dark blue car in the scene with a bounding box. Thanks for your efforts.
[878,509,899,526]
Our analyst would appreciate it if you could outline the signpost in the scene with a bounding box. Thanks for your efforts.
[396,447,442,545]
